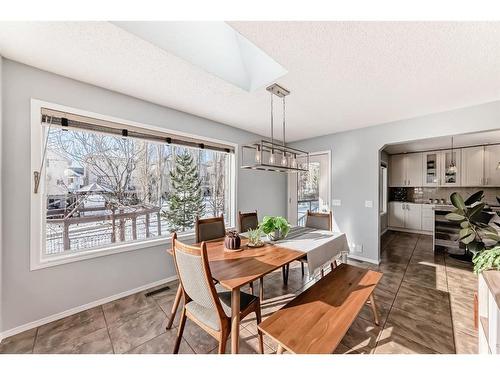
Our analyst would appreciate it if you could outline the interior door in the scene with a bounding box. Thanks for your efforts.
[288,152,331,226]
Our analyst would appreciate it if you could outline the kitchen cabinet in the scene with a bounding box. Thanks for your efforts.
[389,154,406,187]
[389,153,422,187]
[388,202,422,231]
[422,204,435,232]
[461,146,485,187]
[485,144,500,186]
[440,149,461,187]
[422,151,440,186]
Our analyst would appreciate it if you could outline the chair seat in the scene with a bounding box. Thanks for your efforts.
[185,285,257,331]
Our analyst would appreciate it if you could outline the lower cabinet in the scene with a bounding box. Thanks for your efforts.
[388,202,424,231]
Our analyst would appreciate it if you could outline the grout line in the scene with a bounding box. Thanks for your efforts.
[101,305,115,354]
[31,328,39,354]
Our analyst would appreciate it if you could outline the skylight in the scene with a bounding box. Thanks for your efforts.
[112,21,287,92]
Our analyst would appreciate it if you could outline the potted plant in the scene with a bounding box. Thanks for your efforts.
[446,190,500,274]
[260,216,291,241]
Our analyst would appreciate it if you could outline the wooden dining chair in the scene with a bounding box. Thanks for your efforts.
[238,210,259,233]
[299,210,336,278]
[195,215,226,243]
[171,233,264,354]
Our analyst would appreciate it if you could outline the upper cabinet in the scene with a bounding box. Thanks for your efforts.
[484,144,500,186]
[440,149,461,187]
[461,146,484,187]
[422,151,439,186]
[389,153,422,187]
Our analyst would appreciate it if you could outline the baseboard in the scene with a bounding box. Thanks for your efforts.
[387,227,432,235]
[348,253,380,265]
[0,275,178,343]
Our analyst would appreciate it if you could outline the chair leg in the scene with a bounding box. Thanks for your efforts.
[173,308,187,354]
[255,303,264,354]
[330,260,337,272]
[218,333,228,354]
[282,264,289,285]
[259,277,264,301]
[166,284,183,330]
[249,282,254,296]
[369,293,380,326]
[301,262,305,276]
[276,345,284,354]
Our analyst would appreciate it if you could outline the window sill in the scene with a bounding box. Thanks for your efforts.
[30,232,196,271]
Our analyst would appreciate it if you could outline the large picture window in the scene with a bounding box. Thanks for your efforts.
[31,101,235,268]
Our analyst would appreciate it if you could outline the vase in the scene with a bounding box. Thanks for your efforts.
[267,230,282,241]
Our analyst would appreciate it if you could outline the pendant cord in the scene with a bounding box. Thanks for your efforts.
[282,96,286,148]
[270,92,274,153]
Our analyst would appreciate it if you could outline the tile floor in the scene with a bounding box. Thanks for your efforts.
[0,231,478,354]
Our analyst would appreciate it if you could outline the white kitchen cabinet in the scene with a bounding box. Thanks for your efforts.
[388,202,422,231]
[484,144,500,187]
[389,154,406,187]
[388,202,405,228]
[405,203,422,231]
[440,149,461,186]
[421,204,435,232]
[389,153,422,187]
[405,153,423,187]
[461,146,485,187]
[422,151,440,186]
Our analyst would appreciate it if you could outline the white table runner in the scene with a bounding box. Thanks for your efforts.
[263,226,350,276]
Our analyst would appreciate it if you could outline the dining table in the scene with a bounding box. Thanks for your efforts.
[166,227,349,354]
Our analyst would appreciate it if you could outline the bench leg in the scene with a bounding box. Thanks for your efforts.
[259,277,264,302]
[276,344,284,354]
[301,262,305,276]
[330,260,337,272]
[369,293,380,326]
[282,264,289,286]
[250,282,254,296]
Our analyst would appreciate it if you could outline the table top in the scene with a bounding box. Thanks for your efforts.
[258,263,383,354]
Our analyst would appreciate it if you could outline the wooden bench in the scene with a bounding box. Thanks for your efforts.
[257,263,383,354]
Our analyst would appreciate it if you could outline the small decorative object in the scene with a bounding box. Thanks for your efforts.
[247,227,264,248]
[224,230,241,251]
[260,216,290,241]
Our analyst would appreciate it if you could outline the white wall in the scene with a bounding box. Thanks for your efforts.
[291,100,500,263]
[0,59,287,334]
[0,56,3,337]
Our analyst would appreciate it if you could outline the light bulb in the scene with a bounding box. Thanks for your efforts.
[290,155,297,168]
[269,152,275,164]
[281,153,288,166]
[255,147,261,163]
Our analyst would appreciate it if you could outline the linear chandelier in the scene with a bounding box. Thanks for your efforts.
[241,83,309,173]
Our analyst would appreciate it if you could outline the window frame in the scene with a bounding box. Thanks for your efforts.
[30,99,238,270]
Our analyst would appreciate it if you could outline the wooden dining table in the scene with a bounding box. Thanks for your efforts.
[167,236,305,354]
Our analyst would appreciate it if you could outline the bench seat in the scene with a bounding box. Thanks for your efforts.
[258,263,383,354]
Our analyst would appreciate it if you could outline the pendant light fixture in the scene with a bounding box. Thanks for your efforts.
[241,83,309,173]
[447,136,457,174]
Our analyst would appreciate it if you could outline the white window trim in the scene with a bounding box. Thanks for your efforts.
[30,99,238,271]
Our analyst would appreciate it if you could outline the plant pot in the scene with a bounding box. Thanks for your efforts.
[267,230,283,241]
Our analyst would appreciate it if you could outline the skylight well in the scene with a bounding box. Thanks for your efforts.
[112,21,287,92]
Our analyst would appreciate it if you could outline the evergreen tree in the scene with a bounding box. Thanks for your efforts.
[163,151,205,232]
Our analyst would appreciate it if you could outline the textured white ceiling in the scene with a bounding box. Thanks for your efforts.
[1,21,500,141]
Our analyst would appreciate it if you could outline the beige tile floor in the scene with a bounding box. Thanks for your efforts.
[0,231,478,354]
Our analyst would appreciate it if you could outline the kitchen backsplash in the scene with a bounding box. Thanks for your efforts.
[390,187,500,205]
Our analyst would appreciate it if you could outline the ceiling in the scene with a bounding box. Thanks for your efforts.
[384,129,500,154]
[1,21,500,141]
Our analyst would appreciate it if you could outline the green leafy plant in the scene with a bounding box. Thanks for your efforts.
[446,190,500,274]
[259,216,290,240]
[246,227,263,246]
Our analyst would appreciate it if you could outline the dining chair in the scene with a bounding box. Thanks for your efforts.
[299,210,336,277]
[238,210,259,233]
[171,233,264,354]
[195,215,226,243]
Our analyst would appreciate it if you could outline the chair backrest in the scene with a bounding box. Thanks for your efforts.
[171,233,225,322]
[305,210,332,231]
[238,210,259,233]
[195,215,226,243]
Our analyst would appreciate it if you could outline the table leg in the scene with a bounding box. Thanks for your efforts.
[231,287,241,354]
[166,284,182,330]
